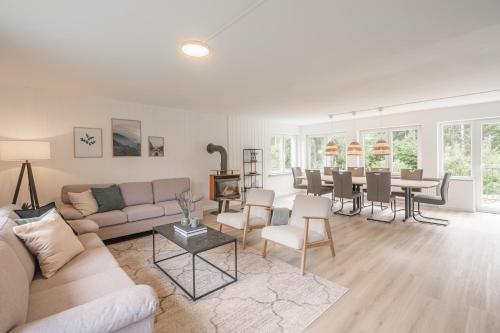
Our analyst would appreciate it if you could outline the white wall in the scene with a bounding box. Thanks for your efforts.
[300,101,500,212]
[0,87,300,209]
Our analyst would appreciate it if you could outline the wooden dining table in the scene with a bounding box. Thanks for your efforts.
[297,174,440,221]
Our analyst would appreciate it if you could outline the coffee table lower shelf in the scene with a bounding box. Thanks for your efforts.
[152,229,238,301]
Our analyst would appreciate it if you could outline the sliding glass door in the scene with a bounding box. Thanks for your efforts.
[479,120,500,212]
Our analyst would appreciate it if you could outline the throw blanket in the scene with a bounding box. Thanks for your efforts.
[271,207,290,225]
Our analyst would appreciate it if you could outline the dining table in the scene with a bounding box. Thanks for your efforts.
[297,174,440,221]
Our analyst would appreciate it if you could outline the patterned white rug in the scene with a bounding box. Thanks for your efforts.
[108,234,347,333]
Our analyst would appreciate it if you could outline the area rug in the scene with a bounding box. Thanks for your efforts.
[108,234,348,333]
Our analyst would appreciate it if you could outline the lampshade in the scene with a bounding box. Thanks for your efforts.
[325,140,338,156]
[347,139,362,156]
[372,139,391,156]
[0,141,51,161]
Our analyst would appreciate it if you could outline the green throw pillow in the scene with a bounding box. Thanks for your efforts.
[91,185,125,213]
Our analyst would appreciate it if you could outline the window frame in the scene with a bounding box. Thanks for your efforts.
[270,135,297,175]
[438,120,473,180]
[306,132,347,170]
[360,125,421,174]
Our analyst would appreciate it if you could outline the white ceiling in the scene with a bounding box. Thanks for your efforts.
[1,0,500,125]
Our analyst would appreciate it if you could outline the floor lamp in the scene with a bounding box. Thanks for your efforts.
[0,141,51,209]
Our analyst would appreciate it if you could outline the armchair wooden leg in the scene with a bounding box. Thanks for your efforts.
[242,226,249,250]
[300,246,307,276]
[325,224,335,257]
[219,223,223,232]
[262,239,268,258]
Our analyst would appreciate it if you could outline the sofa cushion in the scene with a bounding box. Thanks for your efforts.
[27,267,134,322]
[92,185,126,213]
[122,204,164,222]
[14,202,57,219]
[119,182,154,206]
[30,246,118,294]
[58,204,84,220]
[0,241,29,333]
[67,190,99,216]
[13,210,85,278]
[155,201,183,216]
[87,210,128,228]
[152,178,190,203]
[0,217,36,281]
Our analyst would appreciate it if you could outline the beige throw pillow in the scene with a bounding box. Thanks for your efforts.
[13,209,84,278]
[68,190,98,216]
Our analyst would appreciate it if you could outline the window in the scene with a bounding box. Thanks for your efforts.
[441,122,472,177]
[271,135,296,174]
[362,126,420,172]
[307,133,347,170]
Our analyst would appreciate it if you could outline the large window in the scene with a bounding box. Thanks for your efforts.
[307,134,347,170]
[362,127,420,172]
[271,135,296,174]
[441,122,472,177]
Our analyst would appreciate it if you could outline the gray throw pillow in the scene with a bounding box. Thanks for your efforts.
[91,185,125,213]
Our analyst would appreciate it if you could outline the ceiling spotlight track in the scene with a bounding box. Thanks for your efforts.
[327,88,500,119]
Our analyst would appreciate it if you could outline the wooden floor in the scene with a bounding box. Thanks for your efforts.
[204,195,500,333]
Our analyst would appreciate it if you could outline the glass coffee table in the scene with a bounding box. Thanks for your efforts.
[152,224,237,301]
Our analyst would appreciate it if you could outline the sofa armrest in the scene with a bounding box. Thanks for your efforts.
[58,204,84,220]
[12,285,158,333]
[192,193,204,202]
[67,219,99,235]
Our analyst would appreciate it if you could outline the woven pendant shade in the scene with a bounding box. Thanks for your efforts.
[325,140,338,156]
[347,139,362,156]
[373,139,391,155]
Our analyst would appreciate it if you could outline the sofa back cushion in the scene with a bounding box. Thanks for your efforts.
[152,178,190,203]
[61,184,113,205]
[0,216,35,281]
[0,241,29,333]
[119,182,154,206]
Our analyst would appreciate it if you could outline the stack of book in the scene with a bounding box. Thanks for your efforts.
[173,222,207,238]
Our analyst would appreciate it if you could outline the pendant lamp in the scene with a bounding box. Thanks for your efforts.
[347,112,362,156]
[373,107,391,156]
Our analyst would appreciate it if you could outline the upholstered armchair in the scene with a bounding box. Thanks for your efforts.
[216,188,275,249]
[261,195,335,275]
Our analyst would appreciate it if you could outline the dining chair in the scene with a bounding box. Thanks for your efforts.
[323,167,339,184]
[217,188,275,249]
[392,169,423,198]
[366,172,397,223]
[261,195,334,275]
[348,167,365,177]
[333,171,362,216]
[292,167,308,192]
[305,170,333,199]
[412,173,451,226]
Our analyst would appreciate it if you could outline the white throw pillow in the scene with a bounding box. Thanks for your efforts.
[13,209,84,278]
[68,190,98,216]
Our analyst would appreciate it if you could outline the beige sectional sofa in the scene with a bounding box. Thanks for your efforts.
[59,178,204,240]
[0,206,158,333]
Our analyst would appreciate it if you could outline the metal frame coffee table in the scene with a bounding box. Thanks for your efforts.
[152,224,237,301]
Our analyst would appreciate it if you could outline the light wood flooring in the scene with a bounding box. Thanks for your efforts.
[203,195,500,333]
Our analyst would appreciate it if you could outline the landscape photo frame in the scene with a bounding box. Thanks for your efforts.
[74,127,103,158]
[148,136,165,157]
[111,118,142,157]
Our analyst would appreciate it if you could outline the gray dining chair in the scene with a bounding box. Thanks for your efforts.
[292,167,308,192]
[323,166,339,184]
[365,172,397,223]
[305,170,333,199]
[348,167,365,177]
[333,171,362,216]
[393,169,423,198]
[412,173,451,226]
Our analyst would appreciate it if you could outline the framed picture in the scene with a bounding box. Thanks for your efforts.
[74,127,103,158]
[148,136,164,157]
[111,119,141,157]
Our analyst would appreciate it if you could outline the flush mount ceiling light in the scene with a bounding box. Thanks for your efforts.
[181,40,210,57]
